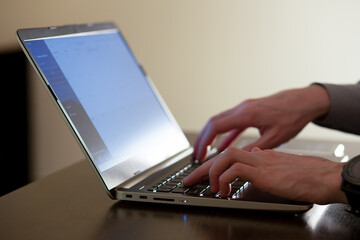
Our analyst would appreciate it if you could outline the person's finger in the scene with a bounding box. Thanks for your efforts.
[182,158,215,186]
[217,163,258,197]
[192,107,237,157]
[196,113,252,161]
[208,148,260,192]
[242,129,283,151]
[192,126,207,158]
[217,129,243,152]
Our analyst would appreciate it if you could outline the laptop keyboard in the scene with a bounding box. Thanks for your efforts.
[147,162,247,199]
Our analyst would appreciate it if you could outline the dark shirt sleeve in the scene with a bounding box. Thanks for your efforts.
[312,82,360,135]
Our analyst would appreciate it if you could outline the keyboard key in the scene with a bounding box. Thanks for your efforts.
[186,184,209,196]
[156,188,173,192]
[171,186,191,194]
[147,186,158,191]
[165,182,178,187]
[201,188,217,198]
[232,179,246,189]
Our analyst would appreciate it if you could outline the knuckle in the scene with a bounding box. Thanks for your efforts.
[224,146,238,155]
[232,163,244,172]
[208,164,218,178]
[255,148,275,156]
[256,149,276,166]
[218,174,226,184]
[241,98,255,106]
[238,99,255,112]
[207,117,218,131]
[221,147,245,164]
[262,149,274,153]
[234,100,257,123]
[208,116,217,125]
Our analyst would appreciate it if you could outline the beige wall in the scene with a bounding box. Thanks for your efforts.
[2,0,360,180]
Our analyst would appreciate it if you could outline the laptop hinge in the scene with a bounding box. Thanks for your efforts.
[115,147,194,190]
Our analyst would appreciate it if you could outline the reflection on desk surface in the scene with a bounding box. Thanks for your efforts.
[235,136,359,162]
[95,201,359,240]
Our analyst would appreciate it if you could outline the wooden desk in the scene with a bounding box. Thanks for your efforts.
[1,134,360,240]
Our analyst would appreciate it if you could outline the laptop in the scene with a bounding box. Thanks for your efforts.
[17,22,313,212]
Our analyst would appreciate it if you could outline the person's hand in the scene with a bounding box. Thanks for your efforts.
[193,85,330,161]
[184,147,347,204]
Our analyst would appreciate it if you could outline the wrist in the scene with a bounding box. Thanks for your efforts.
[304,84,331,120]
[341,155,360,213]
[328,162,348,204]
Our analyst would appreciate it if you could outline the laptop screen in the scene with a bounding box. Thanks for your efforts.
[24,28,190,189]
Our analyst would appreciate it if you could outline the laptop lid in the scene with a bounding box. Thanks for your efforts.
[17,22,190,196]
